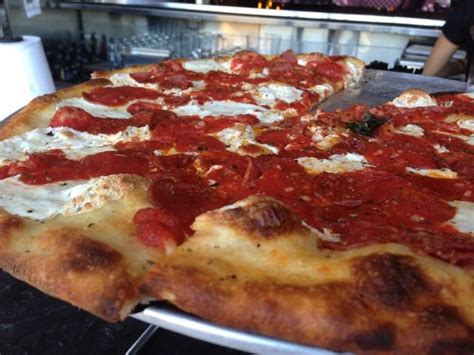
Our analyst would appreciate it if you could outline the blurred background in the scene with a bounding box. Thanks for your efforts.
[0,0,462,86]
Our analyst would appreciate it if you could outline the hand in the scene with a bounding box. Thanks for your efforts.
[423,33,460,77]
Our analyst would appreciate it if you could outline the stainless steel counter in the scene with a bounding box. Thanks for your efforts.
[50,0,444,37]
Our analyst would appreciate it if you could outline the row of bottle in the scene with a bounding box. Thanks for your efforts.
[44,31,226,83]
[45,33,122,83]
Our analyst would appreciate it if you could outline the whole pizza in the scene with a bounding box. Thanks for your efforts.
[0,50,473,353]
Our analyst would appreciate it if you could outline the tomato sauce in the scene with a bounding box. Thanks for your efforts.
[83,86,160,106]
[6,60,474,263]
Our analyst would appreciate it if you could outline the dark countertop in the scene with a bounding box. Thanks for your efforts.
[0,270,245,354]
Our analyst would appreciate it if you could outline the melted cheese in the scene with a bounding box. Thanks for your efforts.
[0,126,151,166]
[297,153,369,174]
[163,80,207,96]
[309,126,342,150]
[344,59,364,88]
[435,131,474,146]
[172,100,285,124]
[0,174,134,221]
[309,83,334,99]
[447,201,474,234]
[108,73,156,89]
[406,167,458,179]
[434,144,449,153]
[57,97,133,119]
[182,59,230,73]
[297,58,308,67]
[213,124,278,156]
[252,83,303,106]
[444,113,474,132]
[395,124,425,137]
[458,119,474,132]
[109,74,206,96]
[248,67,269,79]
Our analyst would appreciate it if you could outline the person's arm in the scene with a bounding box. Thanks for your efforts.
[422,33,462,77]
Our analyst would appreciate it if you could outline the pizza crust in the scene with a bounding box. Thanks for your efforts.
[0,79,111,140]
[340,56,365,88]
[0,174,161,321]
[92,64,156,80]
[141,195,474,353]
[390,88,437,108]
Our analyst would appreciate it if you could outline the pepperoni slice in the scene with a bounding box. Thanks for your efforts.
[133,208,185,251]
[83,86,160,106]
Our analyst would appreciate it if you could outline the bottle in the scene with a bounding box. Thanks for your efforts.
[89,32,98,64]
[99,34,108,62]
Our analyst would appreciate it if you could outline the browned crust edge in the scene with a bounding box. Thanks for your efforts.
[140,196,474,353]
[0,79,111,140]
[0,212,141,322]
[143,254,474,354]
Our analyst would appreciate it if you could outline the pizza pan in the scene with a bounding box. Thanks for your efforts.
[132,304,339,354]
[317,69,467,111]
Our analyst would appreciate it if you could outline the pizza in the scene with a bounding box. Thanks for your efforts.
[0,49,473,353]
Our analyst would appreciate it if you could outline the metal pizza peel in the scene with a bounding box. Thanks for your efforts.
[317,69,467,112]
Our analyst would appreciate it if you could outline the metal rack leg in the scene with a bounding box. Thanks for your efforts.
[126,324,159,355]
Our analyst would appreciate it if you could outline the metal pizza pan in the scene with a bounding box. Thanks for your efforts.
[131,304,340,354]
[317,69,466,112]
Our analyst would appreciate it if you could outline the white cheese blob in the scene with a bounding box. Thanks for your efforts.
[447,201,474,234]
[163,80,207,96]
[0,174,135,221]
[297,58,308,67]
[248,67,270,79]
[433,144,449,153]
[406,167,458,179]
[0,126,151,166]
[391,90,437,108]
[308,126,342,150]
[57,97,133,119]
[394,124,425,137]
[172,100,284,124]
[297,153,369,174]
[214,124,278,156]
[252,83,303,106]
[109,73,207,95]
[182,59,230,73]
[458,119,474,132]
[108,73,156,89]
[308,83,334,99]
[344,59,364,88]
[435,131,474,146]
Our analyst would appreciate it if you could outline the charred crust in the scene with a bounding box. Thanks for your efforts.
[354,254,429,309]
[77,78,111,89]
[0,215,22,235]
[92,64,154,79]
[428,339,474,355]
[0,215,22,249]
[221,197,302,238]
[421,305,469,329]
[352,325,395,350]
[64,238,122,273]
[99,296,128,321]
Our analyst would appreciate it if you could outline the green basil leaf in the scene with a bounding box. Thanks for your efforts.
[347,112,388,137]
